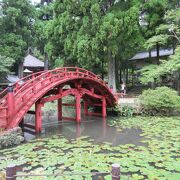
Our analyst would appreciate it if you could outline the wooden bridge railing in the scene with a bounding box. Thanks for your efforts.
[0,67,115,129]
[0,67,107,103]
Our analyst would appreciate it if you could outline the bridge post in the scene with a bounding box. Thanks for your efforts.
[35,100,42,133]
[7,84,14,124]
[83,101,88,116]
[111,163,121,180]
[6,164,16,180]
[76,94,81,123]
[58,98,62,121]
[102,97,107,118]
[19,118,24,131]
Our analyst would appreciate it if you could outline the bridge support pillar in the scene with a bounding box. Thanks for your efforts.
[19,118,24,131]
[102,97,107,118]
[83,101,88,116]
[35,100,42,133]
[76,94,81,123]
[58,98,62,121]
[7,84,14,124]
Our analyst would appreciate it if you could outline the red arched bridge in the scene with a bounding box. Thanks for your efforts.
[0,67,117,133]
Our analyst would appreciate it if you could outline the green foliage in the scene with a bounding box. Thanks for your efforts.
[33,1,54,55]
[0,34,27,62]
[139,86,180,115]
[46,0,143,72]
[141,0,169,38]
[140,45,180,84]
[144,34,169,49]
[140,6,180,86]
[107,104,121,116]
[144,7,180,49]
[121,106,135,117]
[0,55,15,78]
[139,64,160,84]
[0,0,35,64]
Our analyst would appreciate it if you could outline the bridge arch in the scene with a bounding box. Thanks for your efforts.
[0,67,117,132]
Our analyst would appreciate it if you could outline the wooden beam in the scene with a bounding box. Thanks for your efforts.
[62,103,76,106]
[76,94,81,123]
[87,112,102,117]
[102,97,107,118]
[62,116,76,121]
[58,98,62,121]
[35,100,42,133]
[24,123,35,129]
[27,110,35,115]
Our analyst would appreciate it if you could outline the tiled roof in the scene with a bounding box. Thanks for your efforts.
[24,54,44,67]
[130,48,173,61]
[6,75,20,83]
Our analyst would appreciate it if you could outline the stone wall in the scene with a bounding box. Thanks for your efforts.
[0,127,24,149]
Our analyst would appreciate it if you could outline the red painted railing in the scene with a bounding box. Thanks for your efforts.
[0,67,106,100]
[0,67,116,129]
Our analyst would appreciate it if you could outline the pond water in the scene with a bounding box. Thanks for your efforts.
[24,115,146,146]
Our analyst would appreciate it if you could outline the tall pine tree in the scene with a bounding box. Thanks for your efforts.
[46,0,143,92]
[0,0,35,74]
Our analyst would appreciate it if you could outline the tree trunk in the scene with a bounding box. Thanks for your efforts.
[156,43,160,65]
[132,68,134,86]
[44,52,49,70]
[178,73,180,94]
[122,68,126,83]
[174,72,180,94]
[108,51,116,93]
[119,68,122,83]
[101,58,104,80]
[126,68,128,84]
[18,62,24,78]
[115,56,119,90]
[151,81,155,89]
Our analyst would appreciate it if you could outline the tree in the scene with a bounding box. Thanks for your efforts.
[140,7,180,92]
[32,0,54,70]
[0,55,15,78]
[0,0,35,74]
[34,0,53,54]
[46,0,143,92]
[99,2,144,91]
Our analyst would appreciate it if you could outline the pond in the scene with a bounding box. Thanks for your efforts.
[0,115,180,180]
[24,115,145,147]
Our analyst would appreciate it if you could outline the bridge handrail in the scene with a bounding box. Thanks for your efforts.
[0,71,45,105]
[0,67,108,105]
[15,67,108,98]
[0,88,8,102]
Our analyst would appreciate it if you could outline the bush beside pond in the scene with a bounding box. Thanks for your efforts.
[139,86,180,115]
[0,127,24,149]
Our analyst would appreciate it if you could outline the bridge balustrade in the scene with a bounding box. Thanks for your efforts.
[0,67,116,131]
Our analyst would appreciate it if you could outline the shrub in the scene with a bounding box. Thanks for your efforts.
[107,104,121,116]
[139,86,180,115]
[121,106,135,117]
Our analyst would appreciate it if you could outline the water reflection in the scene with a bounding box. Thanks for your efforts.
[24,115,146,146]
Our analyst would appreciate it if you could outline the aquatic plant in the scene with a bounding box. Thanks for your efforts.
[0,116,179,179]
